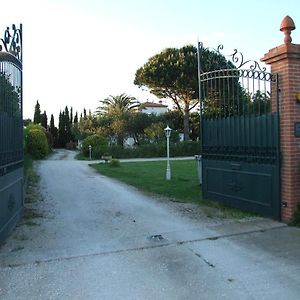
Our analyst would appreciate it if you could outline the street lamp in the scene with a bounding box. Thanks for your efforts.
[164,125,172,180]
[88,145,92,160]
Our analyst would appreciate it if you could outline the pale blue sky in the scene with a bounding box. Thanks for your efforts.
[1,0,299,122]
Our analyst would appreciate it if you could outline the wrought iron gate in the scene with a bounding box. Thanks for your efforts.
[0,24,23,242]
[198,43,281,219]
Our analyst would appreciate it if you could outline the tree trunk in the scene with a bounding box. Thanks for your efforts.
[183,109,190,141]
[117,135,124,148]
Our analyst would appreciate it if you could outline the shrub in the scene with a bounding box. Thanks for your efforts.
[24,124,43,153]
[172,141,201,157]
[109,159,120,167]
[26,129,49,159]
[137,143,165,157]
[81,134,108,159]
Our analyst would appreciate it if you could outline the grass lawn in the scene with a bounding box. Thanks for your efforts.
[91,160,201,203]
[90,160,254,219]
[75,152,90,160]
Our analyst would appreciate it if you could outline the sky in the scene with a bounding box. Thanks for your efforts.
[1,0,299,124]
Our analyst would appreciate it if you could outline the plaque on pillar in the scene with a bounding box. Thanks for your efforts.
[294,122,300,137]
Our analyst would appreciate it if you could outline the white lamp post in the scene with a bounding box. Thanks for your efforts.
[164,125,172,180]
[88,145,92,160]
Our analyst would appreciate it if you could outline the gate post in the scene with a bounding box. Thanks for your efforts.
[261,16,300,221]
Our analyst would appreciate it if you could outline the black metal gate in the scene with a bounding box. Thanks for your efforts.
[198,43,281,219]
[0,24,23,242]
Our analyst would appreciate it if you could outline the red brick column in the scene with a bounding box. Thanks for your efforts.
[261,16,300,221]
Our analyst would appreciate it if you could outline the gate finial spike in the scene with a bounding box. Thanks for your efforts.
[280,15,296,44]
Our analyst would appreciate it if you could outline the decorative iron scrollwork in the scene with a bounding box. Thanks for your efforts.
[0,24,22,61]
[227,47,266,72]
[199,42,266,72]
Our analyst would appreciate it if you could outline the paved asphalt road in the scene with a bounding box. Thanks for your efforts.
[0,149,299,300]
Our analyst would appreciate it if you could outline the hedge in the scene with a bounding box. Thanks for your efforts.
[81,140,201,159]
[26,129,49,159]
[81,134,108,159]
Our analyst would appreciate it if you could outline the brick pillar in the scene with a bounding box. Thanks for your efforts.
[261,16,300,221]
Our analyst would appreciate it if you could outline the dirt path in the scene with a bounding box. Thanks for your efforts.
[0,149,299,300]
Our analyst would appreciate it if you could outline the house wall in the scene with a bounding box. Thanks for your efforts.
[141,107,168,115]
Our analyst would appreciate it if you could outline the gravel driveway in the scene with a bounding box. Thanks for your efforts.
[0,149,299,300]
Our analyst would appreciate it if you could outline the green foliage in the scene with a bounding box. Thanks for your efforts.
[92,145,109,159]
[81,134,108,159]
[135,45,232,140]
[45,131,53,151]
[24,123,46,137]
[144,123,165,143]
[290,202,300,227]
[49,114,58,148]
[58,106,73,147]
[134,45,199,99]
[190,111,200,140]
[163,110,183,132]
[126,112,156,145]
[26,126,49,159]
[96,94,140,147]
[33,100,41,124]
[71,111,81,141]
[172,141,201,156]
[143,123,180,144]
[90,141,201,159]
[40,110,48,129]
[77,101,198,147]
[24,153,33,178]
[250,90,271,115]
[23,118,32,126]
[133,143,165,158]
[97,93,139,114]
[109,159,120,168]
[0,73,21,116]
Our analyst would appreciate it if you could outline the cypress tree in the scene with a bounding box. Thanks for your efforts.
[50,114,58,148]
[33,100,41,124]
[64,106,72,143]
[70,107,73,125]
[50,114,55,130]
[74,111,78,124]
[72,111,79,143]
[58,111,65,147]
[41,110,48,129]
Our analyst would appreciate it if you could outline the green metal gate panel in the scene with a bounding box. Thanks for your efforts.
[0,24,23,243]
[0,168,23,241]
[198,43,281,219]
[203,160,279,218]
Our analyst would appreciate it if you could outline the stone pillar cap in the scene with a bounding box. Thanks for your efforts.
[280,15,296,31]
[280,16,296,44]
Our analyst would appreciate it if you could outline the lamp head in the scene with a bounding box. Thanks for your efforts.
[164,125,172,138]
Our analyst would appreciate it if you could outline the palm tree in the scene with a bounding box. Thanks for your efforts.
[96,93,140,147]
[97,93,140,114]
